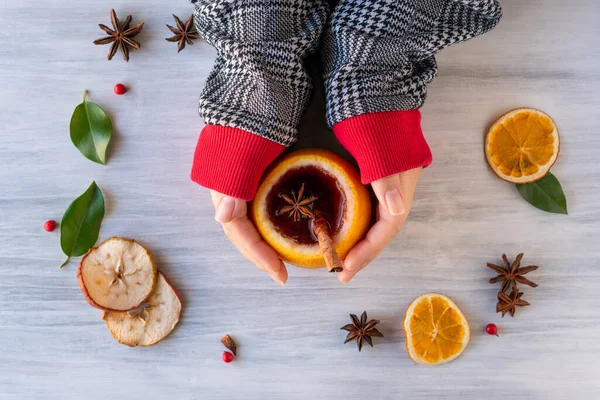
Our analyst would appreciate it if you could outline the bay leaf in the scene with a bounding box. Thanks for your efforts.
[69,91,112,165]
[60,181,105,268]
[516,173,568,214]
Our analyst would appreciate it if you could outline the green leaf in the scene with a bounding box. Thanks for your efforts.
[69,91,112,165]
[516,173,568,214]
[60,181,105,268]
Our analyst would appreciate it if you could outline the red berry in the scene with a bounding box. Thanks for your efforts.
[486,323,499,336]
[222,351,234,363]
[114,83,127,95]
[44,220,56,232]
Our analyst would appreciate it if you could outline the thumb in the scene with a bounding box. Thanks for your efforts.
[211,191,247,223]
[370,174,406,216]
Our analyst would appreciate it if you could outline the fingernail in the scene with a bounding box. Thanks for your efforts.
[346,261,365,272]
[343,260,355,272]
[267,268,286,286]
[272,275,286,286]
[215,197,235,223]
[338,274,349,284]
[263,261,281,274]
[384,189,405,216]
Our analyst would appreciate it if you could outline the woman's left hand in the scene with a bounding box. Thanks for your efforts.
[338,167,422,283]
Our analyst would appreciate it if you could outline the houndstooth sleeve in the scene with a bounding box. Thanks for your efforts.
[322,0,502,184]
[189,0,329,200]
[192,0,329,147]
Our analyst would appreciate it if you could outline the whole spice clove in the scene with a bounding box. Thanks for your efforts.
[220,334,237,356]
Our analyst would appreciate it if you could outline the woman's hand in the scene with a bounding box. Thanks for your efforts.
[211,167,421,285]
[211,190,288,286]
[338,167,422,283]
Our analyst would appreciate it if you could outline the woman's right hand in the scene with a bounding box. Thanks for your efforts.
[211,190,288,286]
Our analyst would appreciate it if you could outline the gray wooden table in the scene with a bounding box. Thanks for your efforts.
[1,1,599,399]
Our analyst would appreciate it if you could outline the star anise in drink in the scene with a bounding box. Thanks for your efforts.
[276,183,317,223]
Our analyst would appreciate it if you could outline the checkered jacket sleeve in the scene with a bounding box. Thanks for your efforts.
[189,0,502,200]
[323,0,502,184]
[189,0,329,200]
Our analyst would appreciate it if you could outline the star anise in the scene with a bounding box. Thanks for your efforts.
[276,183,317,223]
[487,253,538,294]
[496,290,530,317]
[166,14,201,53]
[93,9,144,62]
[341,311,383,352]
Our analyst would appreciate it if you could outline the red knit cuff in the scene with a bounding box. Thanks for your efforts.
[190,125,285,201]
[332,110,432,184]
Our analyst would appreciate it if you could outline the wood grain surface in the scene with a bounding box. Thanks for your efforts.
[1,1,599,399]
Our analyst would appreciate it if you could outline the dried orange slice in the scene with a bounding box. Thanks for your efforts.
[251,149,371,269]
[485,108,559,184]
[403,293,470,365]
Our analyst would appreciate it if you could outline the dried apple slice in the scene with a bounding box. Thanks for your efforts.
[102,272,182,347]
[77,237,157,311]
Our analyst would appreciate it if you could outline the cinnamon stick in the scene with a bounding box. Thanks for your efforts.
[311,212,343,273]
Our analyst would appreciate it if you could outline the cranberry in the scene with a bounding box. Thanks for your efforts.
[486,323,499,336]
[114,83,127,95]
[222,351,234,363]
[44,220,56,232]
